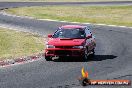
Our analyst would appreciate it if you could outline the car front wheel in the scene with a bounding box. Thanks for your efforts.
[89,49,95,58]
[82,49,88,61]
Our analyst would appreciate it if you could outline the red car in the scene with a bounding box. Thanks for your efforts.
[44,25,96,61]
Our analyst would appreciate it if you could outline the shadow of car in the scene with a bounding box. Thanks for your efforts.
[52,55,117,62]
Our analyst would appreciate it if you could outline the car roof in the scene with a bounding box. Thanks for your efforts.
[60,25,86,29]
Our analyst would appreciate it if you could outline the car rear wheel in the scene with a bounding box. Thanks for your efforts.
[45,56,52,61]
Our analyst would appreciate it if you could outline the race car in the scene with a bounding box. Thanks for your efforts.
[44,25,96,61]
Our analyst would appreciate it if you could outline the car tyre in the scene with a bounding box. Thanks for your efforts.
[45,56,52,61]
[89,49,95,60]
[91,49,95,57]
[82,48,88,61]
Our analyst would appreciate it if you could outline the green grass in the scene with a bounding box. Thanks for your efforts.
[0,28,44,60]
[0,0,131,2]
[6,5,132,27]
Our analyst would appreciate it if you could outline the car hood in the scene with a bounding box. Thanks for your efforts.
[48,38,85,46]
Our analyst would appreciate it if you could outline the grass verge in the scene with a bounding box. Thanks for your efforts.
[0,28,44,60]
[0,0,131,2]
[6,5,132,27]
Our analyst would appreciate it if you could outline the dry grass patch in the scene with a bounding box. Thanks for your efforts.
[6,5,132,27]
[0,28,44,60]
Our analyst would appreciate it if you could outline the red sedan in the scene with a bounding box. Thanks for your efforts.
[44,25,96,61]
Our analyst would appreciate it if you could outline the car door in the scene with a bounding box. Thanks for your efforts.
[85,27,93,51]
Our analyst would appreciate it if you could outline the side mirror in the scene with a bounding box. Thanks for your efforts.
[48,34,52,38]
[86,34,92,39]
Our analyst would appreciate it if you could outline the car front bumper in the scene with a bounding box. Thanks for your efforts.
[45,48,85,57]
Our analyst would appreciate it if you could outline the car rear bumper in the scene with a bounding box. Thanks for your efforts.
[45,48,85,57]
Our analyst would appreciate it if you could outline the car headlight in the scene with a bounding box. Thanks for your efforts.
[46,45,55,48]
[73,46,84,49]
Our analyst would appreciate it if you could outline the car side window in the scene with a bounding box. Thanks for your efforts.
[78,29,86,38]
[85,27,92,36]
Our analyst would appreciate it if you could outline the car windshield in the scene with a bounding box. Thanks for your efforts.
[52,28,86,38]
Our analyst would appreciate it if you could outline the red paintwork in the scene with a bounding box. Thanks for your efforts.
[48,38,85,46]
[45,49,84,57]
[45,25,96,58]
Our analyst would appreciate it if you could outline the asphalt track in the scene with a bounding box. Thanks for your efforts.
[0,1,132,9]
[0,1,132,88]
